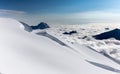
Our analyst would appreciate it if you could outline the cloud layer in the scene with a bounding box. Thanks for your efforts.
[0,9,26,15]
[1,9,120,25]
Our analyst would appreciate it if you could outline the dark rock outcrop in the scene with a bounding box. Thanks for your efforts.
[20,21,50,32]
[31,22,50,30]
[93,28,120,40]
[63,30,77,35]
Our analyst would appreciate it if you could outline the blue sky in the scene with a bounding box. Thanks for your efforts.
[0,0,119,13]
[1,0,120,24]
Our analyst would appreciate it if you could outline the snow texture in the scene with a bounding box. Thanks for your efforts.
[0,18,120,74]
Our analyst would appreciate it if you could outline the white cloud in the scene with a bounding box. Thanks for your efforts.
[23,11,120,25]
[55,11,120,24]
[0,9,26,15]
[66,11,120,19]
[1,9,120,24]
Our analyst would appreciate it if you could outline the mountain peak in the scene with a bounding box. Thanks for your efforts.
[31,22,50,30]
[93,28,120,40]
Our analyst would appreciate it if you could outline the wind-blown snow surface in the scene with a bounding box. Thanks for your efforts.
[0,18,120,74]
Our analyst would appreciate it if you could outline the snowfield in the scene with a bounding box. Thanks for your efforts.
[0,18,120,74]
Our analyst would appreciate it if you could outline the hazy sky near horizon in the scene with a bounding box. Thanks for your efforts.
[1,0,120,25]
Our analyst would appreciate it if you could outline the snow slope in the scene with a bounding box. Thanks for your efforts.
[0,18,119,74]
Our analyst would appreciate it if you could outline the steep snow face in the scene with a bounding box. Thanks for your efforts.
[19,21,32,32]
[0,18,119,74]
